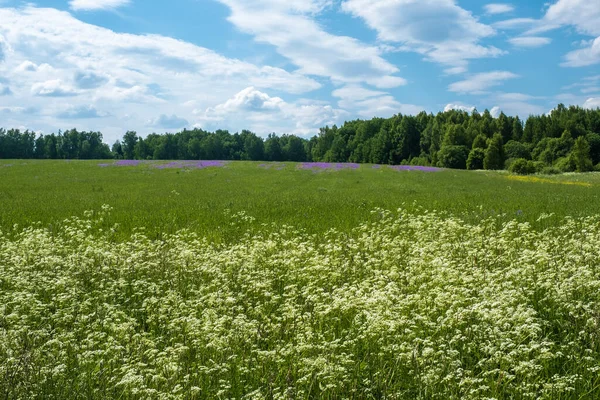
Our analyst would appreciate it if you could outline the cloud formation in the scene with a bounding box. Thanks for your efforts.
[69,0,131,11]
[484,4,514,15]
[342,0,504,72]
[217,0,406,88]
[448,71,519,94]
[508,36,552,48]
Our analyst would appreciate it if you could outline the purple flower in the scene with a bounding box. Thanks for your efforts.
[390,165,442,172]
[155,160,228,169]
[115,160,142,167]
[298,162,360,171]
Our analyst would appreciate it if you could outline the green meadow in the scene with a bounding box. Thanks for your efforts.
[3,160,600,399]
[1,159,600,241]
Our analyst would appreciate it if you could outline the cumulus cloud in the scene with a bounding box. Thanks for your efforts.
[74,71,110,89]
[148,114,190,129]
[526,0,600,67]
[584,98,600,109]
[331,84,424,118]
[562,37,600,67]
[541,0,600,36]
[57,105,109,119]
[444,103,475,113]
[198,87,348,136]
[31,80,79,97]
[488,101,545,117]
[216,0,406,88]
[342,0,503,71]
[69,0,131,11]
[448,71,519,94]
[0,6,326,142]
[484,4,514,15]
[508,36,552,48]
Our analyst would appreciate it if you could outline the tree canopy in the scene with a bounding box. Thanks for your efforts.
[2,104,600,173]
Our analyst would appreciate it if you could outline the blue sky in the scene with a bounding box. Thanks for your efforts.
[0,0,599,143]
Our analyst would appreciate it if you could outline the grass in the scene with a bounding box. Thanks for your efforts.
[2,160,600,399]
[1,159,600,241]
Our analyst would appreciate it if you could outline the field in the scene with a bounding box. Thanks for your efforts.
[2,160,600,399]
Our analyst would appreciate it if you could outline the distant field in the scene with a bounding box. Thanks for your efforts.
[1,159,600,241]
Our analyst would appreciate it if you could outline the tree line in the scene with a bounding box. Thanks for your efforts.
[1,104,599,173]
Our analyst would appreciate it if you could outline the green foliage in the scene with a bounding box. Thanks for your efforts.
[437,145,469,169]
[466,148,485,170]
[540,166,562,175]
[555,156,576,172]
[509,158,536,175]
[504,140,531,160]
[483,134,505,170]
[570,136,594,172]
[472,134,488,150]
[2,104,600,173]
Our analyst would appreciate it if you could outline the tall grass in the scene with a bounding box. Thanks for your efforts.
[1,206,600,399]
[1,160,600,242]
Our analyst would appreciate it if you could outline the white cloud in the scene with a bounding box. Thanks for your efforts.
[217,0,406,88]
[69,0,130,11]
[331,84,424,118]
[0,6,326,142]
[508,36,552,48]
[0,84,12,96]
[148,114,189,129]
[542,0,600,36]
[444,103,475,112]
[562,37,600,67]
[584,98,600,109]
[331,85,386,102]
[198,87,348,136]
[342,0,503,71]
[57,104,109,119]
[448,71,519,94]
[484,4,514,15]
[493,18,537,30]
[31,79,79,97]
[525,0,600,67]
[488,102,545,117]
[494,92,543,102]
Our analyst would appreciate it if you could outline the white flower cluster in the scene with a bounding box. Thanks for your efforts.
[1,208,599,399]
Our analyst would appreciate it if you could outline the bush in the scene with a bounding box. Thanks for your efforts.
[555,156,576,172]
[466,148,485,170]
[541,166,562,175]
[509,158,536,175]
[437,145,469,169]
[531,161,546,173]
[409,156,431,166]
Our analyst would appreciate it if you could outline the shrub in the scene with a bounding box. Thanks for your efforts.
[555,156,576,172]
[466,148,485,170]
[437,145,469,169]
[541,166,562,175]
[509,158,536,175]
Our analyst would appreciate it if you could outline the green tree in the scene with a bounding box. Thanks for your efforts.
[466,148,485,170]
[484,134,504,170]
[570,136,593,172]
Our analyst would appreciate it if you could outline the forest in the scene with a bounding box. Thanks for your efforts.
[1,104,600,173]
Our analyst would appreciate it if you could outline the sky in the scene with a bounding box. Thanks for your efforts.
[0,0,599,143]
